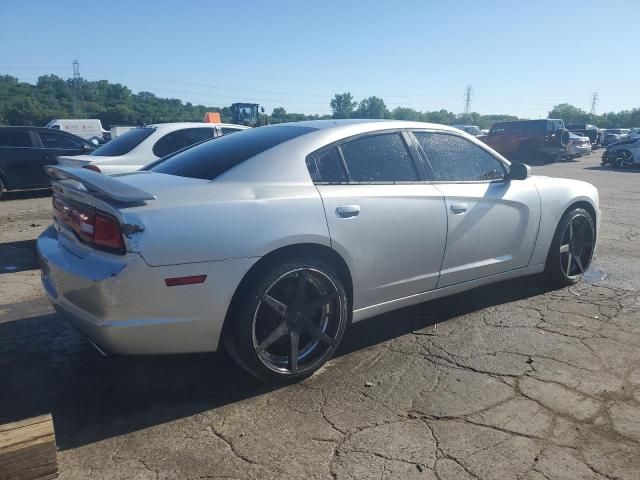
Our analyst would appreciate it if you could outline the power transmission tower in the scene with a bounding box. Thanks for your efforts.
[463,85,473,115]
[72,60,82,114]
[590,92,599,116]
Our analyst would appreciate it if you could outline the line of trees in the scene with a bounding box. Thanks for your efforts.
[0,75,638,130]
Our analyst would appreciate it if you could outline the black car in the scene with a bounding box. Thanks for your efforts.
[0,127,95,199]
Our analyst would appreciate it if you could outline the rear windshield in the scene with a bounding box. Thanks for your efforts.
[147,125,317,180]
[91,127,154,157]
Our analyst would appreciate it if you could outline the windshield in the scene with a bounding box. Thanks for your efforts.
[91,127,154,157]
[148,125,317,180]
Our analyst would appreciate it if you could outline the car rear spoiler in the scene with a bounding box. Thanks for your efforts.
[45,166,156,202]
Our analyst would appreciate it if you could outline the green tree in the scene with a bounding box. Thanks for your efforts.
[391,107,421,121]
[330,92,357,119]
[355,96,388,119]
[548,104,589,125]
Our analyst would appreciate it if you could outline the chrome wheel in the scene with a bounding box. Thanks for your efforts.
[251,267,346,375]
[559,213,595,279]
[615,150,634,169]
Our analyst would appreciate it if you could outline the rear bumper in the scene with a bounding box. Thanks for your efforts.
[37,225,256,354]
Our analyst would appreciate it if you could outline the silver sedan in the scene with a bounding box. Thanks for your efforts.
[37,120,600,381]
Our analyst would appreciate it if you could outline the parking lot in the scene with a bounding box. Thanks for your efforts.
[1,151,639,479]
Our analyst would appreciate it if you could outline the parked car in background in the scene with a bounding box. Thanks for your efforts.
[452,125,482,136]
[567,124,600,149]
[0,126,95,199]
[57,122,248,174]
[602,135,640,168]
[481,119,570,162]
[601,129,630,146]
[38,120,599,381]
[563,133,591,159]
[45,119,108,143]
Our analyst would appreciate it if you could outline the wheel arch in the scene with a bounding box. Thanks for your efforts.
[220,242,353,344]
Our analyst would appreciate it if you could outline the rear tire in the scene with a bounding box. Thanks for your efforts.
[0,177,5,200]
[545,208,595,287]
[224,257,349,382]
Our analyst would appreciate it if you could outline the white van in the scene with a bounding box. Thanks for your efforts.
[45,119,107,141]
[110,125,136,138]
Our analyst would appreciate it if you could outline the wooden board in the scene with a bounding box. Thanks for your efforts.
[0,414,57,480]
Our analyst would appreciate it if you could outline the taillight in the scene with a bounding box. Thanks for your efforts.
[52,195,125,254]
[94,212,125,252]
[83,164,101,173]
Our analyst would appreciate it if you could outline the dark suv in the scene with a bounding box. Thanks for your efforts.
[482,119,570,162]
[0,127,95,199]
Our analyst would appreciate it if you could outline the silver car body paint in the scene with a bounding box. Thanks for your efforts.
[37,120,600,355]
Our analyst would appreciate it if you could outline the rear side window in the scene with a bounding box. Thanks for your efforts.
[148,125,317,180]
[306,148,348,183]
[340,133,418,182]
[414,132,505,182]
[221,127,242,135]
[39,131,83,150]
[152,128,215,158]
[91,127,155,157]
[0,130,32,147]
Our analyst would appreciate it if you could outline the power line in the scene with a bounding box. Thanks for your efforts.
[590,92,599,115]
[463,85,473,114]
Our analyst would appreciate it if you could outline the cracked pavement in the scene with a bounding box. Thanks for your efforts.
[1,152,639,479]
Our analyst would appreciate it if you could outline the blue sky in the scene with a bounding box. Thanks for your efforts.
[0,0,637,118]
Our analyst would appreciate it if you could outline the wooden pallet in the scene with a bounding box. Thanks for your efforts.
[0,414,57,480]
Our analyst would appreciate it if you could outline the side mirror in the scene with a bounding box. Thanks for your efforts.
[508,162,530,180]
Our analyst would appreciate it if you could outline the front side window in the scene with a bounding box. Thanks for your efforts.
[39,131,83,150]
[414,132,506,182]
[0,130,32,147]
[339,133,418,182]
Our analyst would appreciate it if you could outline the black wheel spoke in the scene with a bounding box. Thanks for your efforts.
[574,255,585,274]
[289,332,299,374]
[295,270,308,302]
[257,322,288,352]
[307,291,338,312]
[301,317,333,344]
[262,294,288,317]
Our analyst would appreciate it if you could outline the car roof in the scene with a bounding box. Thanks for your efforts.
[270,119,461,134]
[147,122,249,130]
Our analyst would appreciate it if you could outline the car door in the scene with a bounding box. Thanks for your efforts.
[0,129,44,189]
[411,130,541,288]
[309,131,447,310]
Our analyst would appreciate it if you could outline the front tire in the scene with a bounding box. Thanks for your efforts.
[545,208,595,287]
[0,177,5,200]
[615,150,634,169]
[225,258,349,382]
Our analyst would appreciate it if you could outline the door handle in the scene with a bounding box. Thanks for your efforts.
[450,203,468,214]
[336,205,360,218]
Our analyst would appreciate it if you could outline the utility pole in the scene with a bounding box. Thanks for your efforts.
[590,92,599,116]
[463,85,473,115]
[72,60,81,114]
